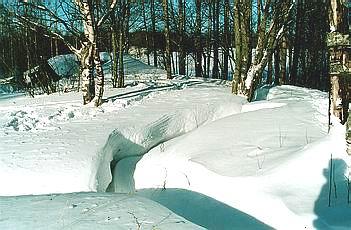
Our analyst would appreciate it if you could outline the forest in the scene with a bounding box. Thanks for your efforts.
[0,0,347,105]
[0,1,351,229]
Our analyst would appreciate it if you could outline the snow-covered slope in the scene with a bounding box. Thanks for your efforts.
[134,85,351,229]
[0,78,244,196]
[47,53,165,79]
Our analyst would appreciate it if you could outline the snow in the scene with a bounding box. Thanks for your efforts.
[0,192,204,230]
[0,66,350,230]
[134,85,351,229]
[0,78,244,196]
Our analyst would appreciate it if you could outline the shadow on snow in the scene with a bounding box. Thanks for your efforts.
[313,158,351,229]
[137,188,273,230]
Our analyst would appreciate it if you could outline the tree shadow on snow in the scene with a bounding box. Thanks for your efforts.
[104,81,203,103]
[137,188,273,230]
[313,159,351,229]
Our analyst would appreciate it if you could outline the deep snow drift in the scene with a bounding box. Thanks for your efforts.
[134,86,351,229]
[0,78,244,196]
[0,78,350,230]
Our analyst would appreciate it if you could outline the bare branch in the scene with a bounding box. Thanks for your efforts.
[16,14,81,55]
[97,0,118,27]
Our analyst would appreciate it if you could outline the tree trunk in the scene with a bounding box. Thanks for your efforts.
[244,0,292,101]
[80,44,95,105]
[93,46,104,106]
[290,0,303,85]
[178,0,186,75]
[223,0,230,80]
[206,2,212,78]
[232,0,251,93]
[274,47,280,85]
[194,0,202,78]
[266,55,273,84]
[77,0,96,104]
[280,36,287,85]
[141,0,150,65]
[212,0,220,79]
[111,12,119,88]
[151,0,158,67]
[162,0,172,79]
[232,0,242,94]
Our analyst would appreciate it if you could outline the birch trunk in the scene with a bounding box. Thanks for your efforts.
[80,43,95,105]
[93,46,104,106]
[244,1,292,101]
[75,0,96,104]
[232,0,251,94]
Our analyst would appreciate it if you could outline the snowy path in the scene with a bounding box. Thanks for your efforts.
[0,79,244,196]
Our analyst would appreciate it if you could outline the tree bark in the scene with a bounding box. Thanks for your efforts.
[223,0,230,80]
[141,0,150,65]
[232,0,251,94]
[76,0,96,104]
[194,0,202,78]
[212,0,220,79]
[178,0,186,75]
[151,0,158,67]
[162,0,172,79]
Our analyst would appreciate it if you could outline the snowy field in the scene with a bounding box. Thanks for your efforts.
[0,61,350,229]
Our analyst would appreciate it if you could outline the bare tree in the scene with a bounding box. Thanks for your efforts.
[232,0,251,94]
[240,0,293,101]
[17,0,117,106]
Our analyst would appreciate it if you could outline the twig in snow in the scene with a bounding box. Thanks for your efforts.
[256,146,265,170]
[183,173,191,187]
[333,160,338,199]
[152,212,172,229]
[128,212,142,230]
[344,173,350,204]
[162,169,167,190]
[328,154,333,207]
[160,142,165,152]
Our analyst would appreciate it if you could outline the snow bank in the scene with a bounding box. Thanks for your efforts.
[48,54,79,78]
[0,192,204,230]
[0,79,244,196]
[95,85,245,192]
[134,85,350,229]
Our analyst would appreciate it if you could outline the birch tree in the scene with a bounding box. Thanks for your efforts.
[233,0,293,101]
[17,0,117,106]
[232,0,251,94]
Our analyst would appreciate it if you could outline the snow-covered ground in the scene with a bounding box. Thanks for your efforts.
[134,85,351,229]
[0,192,203,230]
[0,66,350,229]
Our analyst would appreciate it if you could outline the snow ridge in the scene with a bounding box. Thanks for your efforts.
[94,98,243,192]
